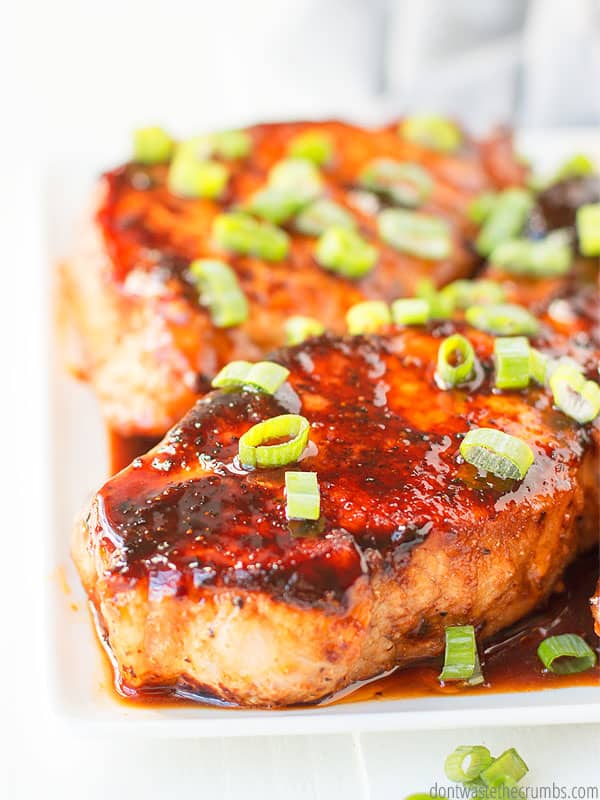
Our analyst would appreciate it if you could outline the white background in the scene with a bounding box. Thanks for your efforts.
[1,0,599,796]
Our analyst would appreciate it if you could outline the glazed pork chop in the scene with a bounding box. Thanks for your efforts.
[73,315,599,707]
[60,121,525,436]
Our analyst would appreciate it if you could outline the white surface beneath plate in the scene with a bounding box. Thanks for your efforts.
[42,128,600,738]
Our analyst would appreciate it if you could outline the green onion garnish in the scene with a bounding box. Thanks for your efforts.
[549,362,600,424]
[294,199,356,236]
[465,303,539,336]
[315,226,378,278]
[467,191,498,225]
[285,471,320,520]
[246,187,309,225]
[268,157,323,198]
[491,231,573,277]
[529,347,549,385]
[212,130,252,159]
[439,625,484,685]
[552,153,595,183]
[133,126,174,165]
[444,746,493,783]
[168,155,229,199]
[439,279,505,309]
[391,298,430,326]
[436,334,476,388]
[346,301,391,335]
[211,360,289,394]
[378,208,452,260]
[238,414,310,468]
[213,212,289,261]
[189,259,248,327]
[460,428,534,480]
[415,278,453,319]
[359,158,433,208]
[480,748,529,788]
[576,203,600,257]
[288,131,333,166]
[400,114,462,153]
[494,336,530,390]
[475,188,533,256]
[284,315,325,345]
[537,633,597,674]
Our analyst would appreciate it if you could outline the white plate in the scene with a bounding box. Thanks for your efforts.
[44,128,600,737]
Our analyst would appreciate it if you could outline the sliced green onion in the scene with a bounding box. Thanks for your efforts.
[403,795,433,800]
[467,191,498,225]
[436,334,476,388]
[268,157,323,198]
[288,131,333,166]
[444,746,493,783]
[491,231,573,277]
[359,158,433,208]
[212,130,252,159]
[391,298,430,326]
[315,226,378,279]
[285,315,325,345]
[189,259,248,327]
[213,212,289,261]
[549,363,600,424]
[529,348,549,385]
[415,279,454,319]
[480,748,528,788]
[439,625,484,685]
[552,153,595,183]
[175,135,214,162]
[211,360,289,394]
[133,126,174,164]
[246,187,309,224]
[576,203,600,257]
[238,414,310,468]
[168,155,229,199]
[439,279,505,309]
[346,301,391,335]
[294,199,356,236]
[537,633,597,674]
[460,428,534,480]
[494,337,530,390]
[285,471,320,520]
[378,208,452,260]
[465,303,539,336]
[475,188,534,256]
[400,114,462,153]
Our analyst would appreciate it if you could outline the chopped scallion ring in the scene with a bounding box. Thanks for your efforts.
[288,131,333,166]
[359,158,433,208]
[444,746,493,784]
[415,279,454,319]
[346,301,391,335]
[460,428,534,480]
[475,188,533,257]
[238,414,310,468]
[439,625,484,685]
[294,199,356,236]
[436,334,476,388]
[480,749,528,788]
[133,126,174,165]
[576,203,600,257]
[529,348,549,385]
[285,471,320,520]
[213,212,289,261]
[189,259,248,327]
[378,208,452,260]
[246,187,309,224]
[491,231,573,277]
[400,114,462,153]
[439,279,505,309]
[315,226,378,278]
[212,130,252,159]
[494,336,530,390]
[268,157,323,198]
[391,298,430,326]
[211,360,289,394]
[537,633,597,674]
[168,155,229,199]
[284,315,325,345]
[552,153,595,184]
[465,303,539,336]
[467,192,498,225]
[549,363,600,424]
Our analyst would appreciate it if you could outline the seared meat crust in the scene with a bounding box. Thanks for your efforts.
[73,317,599,707]
[60,121,526,435]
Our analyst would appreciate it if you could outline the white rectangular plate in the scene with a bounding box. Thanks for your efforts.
[44,128,600,736]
